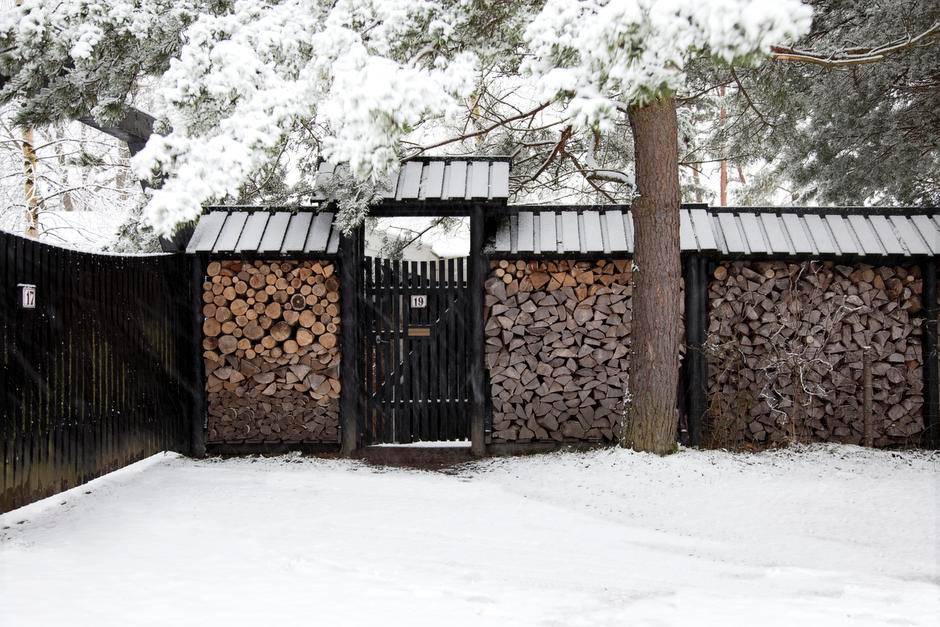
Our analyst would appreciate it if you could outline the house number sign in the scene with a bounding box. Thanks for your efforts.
[410,294,427,309]
[18,283,36,309]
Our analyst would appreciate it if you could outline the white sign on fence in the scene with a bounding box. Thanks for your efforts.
[410,294,427,309]
[18,283,36,309]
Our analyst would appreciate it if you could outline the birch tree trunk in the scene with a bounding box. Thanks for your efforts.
[21,126,40,237]
[625,97,682,454]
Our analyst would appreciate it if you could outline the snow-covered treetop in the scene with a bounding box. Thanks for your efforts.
[523,0,812,130]
[1,0,813,234]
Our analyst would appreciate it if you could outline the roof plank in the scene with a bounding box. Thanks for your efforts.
[804,214,838,255]
[421,161,445,200]
[781,213,814,254]
[490,161,510,198]
[868,215,904,255]
[847,214,885,255]
[738,212,767,254]
[560,211,580,253]
[258,212,292,253]
[759,213,792,255]
[493,216,511,251]
[689,209,716,251]
[212,211,248,252]
[304,211,334,252]
[187,210,227,253]
[582,210,604,252]
[605,210,628,252]
[889,216,928,255]
[281,212,314,253]
[444,161,467,200]
[516,211,535,252]
[824,215,857,255]
[381,168,402,199]
[911,215,939,255]
[623,211,635,251]
[326,219,341,254]
[236,212,269,252]
[397,161,423,200]
[466,161,490,199]
[718,213,748,253]
[540,210,557,253]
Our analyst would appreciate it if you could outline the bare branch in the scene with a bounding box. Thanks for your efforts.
[410,101,552,155]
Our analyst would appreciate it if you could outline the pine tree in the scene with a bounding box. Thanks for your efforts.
[0,0,812,454]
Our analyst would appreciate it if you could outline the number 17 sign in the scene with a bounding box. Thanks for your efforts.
[18,283,36,309]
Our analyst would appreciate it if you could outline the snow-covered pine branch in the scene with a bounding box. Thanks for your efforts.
[521,0,813,129]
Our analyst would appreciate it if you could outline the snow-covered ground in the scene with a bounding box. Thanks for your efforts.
[1,445,937,626]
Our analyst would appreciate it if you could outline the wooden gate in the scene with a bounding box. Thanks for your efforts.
[358,257,471,444]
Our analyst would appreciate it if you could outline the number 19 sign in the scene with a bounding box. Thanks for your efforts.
[410,294,427,309]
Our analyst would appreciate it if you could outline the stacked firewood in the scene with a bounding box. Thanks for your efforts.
[706,261,925,447]
[485,260,632,443]
[202,260,341,443]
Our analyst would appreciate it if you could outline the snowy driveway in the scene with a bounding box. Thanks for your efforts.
[1,446,937,626]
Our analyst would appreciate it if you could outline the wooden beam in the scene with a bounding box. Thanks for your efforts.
[339,225,362,455]
[468,203,487,456]
[190,254,207,457]
[683,254,709,446]
[78,107,155,156]
[923,259,938,449]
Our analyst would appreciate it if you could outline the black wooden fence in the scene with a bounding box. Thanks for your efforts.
[358,257,472,445]
[1,230,194,513]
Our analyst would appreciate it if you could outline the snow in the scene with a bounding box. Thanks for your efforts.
[1,444,936,625]
[524,0,813,129]
[0,210,129,251]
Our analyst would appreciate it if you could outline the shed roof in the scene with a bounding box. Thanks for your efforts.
[314,156,511,202]
[488,206,940,257]
[186,209,340,255]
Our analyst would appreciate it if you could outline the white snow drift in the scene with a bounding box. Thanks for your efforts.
[0,445,937,626]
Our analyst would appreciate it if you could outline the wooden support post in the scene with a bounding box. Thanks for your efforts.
[683,254,708,446]
[923,259,938,449]
[862,345,873,447]
[468,204,487,456]
[190,254,206,457]
[339,226,362,455]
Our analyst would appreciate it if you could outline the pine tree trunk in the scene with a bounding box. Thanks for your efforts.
[626,97,682,455]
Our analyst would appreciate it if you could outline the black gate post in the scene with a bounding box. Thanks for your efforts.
[190,254,207,457]
[339,225,362,455]
[923,259,938,449]
[468,204,487,456]
[683,253,709,446]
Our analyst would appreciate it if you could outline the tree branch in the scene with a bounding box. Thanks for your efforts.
[771,22,939,67]
[410,101,552,154]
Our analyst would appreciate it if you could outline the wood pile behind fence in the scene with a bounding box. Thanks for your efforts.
[1,231,193,513]
[706,261,926,446]
[203,260,341,444]
[485,259,633,443]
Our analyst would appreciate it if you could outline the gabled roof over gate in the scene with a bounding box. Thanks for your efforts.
[489,206,940,257]
[314,156,511,201]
